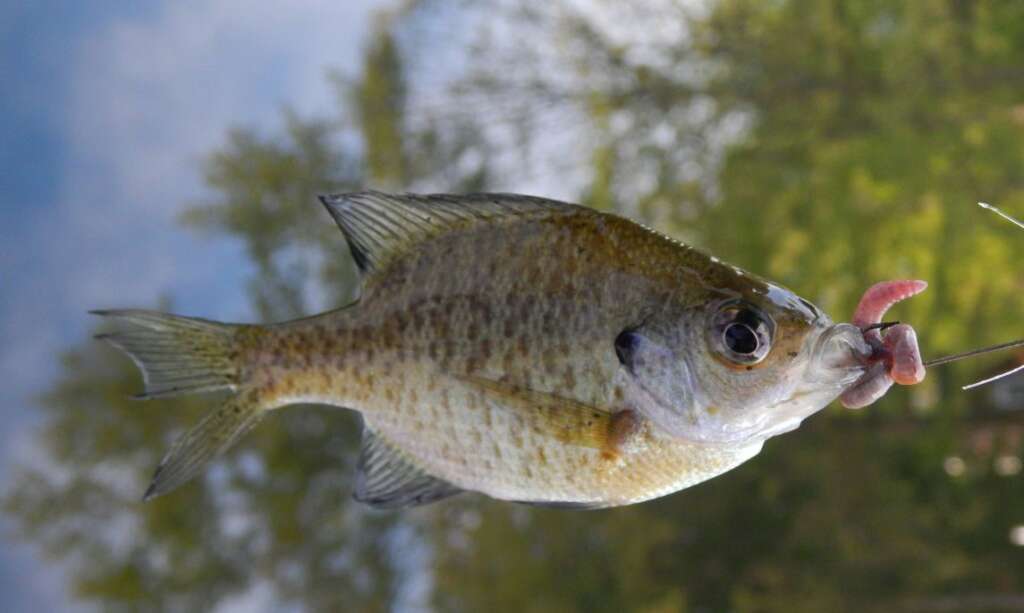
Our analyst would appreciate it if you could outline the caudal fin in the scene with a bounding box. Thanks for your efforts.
[142,390,265,499]
[92,309,267,500]
[91,309,241,398]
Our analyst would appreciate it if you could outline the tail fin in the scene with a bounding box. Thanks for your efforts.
[142,390,265,499]
[92,309,267,500]
[91,309,241,398]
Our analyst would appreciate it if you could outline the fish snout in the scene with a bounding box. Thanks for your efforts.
[812,323,874,373]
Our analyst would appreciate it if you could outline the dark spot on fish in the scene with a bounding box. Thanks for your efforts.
[517,301,532,328]
[614,330,640,373]
[502,350,515,373]
[543,353,557,373]
[475,298,493,322]
[563,368,576,391]
[788,351,798,358]
[542,311,559,336]
[745,366,753,371]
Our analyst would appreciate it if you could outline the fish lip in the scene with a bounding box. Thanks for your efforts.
[807,323,873,384]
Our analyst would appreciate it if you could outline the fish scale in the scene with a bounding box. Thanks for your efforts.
[234,203,764,506]
[95,191,877,507]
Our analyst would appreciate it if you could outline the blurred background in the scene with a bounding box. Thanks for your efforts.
[2,0,1024,611]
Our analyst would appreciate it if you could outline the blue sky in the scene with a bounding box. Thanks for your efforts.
[0,1,386,609]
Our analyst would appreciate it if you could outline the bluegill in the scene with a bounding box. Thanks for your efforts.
[94,192,924,508]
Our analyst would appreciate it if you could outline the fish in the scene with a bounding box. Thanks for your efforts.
[93,192,926,509]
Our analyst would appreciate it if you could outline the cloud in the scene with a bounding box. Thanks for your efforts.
[61,0,382,304]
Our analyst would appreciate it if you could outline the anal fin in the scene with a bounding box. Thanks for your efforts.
[354,426,462,509]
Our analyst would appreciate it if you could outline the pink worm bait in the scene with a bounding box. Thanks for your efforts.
[840,280,928,409]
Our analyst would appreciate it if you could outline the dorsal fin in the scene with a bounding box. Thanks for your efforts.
[318,191,578,277]
[354,425,462,509]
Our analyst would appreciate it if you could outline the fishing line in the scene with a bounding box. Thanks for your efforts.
[962,363,1024,390]
[923,339,1024,368]
[978,201,1024,230]
[919,202,1024,390]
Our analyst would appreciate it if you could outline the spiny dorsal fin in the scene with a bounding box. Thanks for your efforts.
[354,425,462,509]
[318,191,579,277]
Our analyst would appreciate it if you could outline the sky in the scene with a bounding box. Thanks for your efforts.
[0,1,389,609]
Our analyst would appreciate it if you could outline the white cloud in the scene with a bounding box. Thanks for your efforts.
[61,0,383,307]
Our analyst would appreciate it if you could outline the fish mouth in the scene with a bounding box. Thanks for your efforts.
[806,323,874,388]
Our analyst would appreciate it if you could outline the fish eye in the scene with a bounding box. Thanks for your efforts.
[724,322,759,354]
[709,302,773,365]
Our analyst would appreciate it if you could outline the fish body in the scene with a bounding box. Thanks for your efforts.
[95,192,911,508]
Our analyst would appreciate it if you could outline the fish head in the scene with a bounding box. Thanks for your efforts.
[619,276,872,446]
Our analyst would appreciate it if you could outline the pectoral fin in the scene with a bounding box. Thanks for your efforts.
[457,376,642,458]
